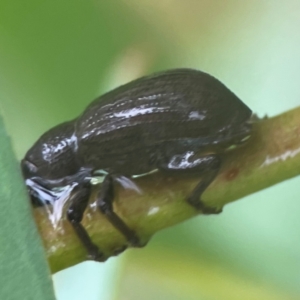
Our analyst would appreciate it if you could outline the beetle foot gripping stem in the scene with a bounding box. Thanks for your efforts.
[67,186,106,262]
[159,153,223,215]
[186,155,223,215]
[187,197,222,215]
[97,175,142,248]
[70,221,105,261]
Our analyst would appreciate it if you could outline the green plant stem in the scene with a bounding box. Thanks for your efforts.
[33,107,300,273]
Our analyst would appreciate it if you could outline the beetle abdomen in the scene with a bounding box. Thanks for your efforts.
[76,69,251,174]
[78,69,250,137]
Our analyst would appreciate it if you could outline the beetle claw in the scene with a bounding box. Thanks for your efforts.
[88,249,106,262]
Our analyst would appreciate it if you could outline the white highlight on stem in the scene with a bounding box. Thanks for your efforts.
[260,147,300,167]
[147,206,160,216]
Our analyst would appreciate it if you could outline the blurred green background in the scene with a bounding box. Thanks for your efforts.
[1,1,300,299]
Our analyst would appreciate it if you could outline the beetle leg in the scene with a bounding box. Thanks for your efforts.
[67,186,105,261]
[187,155,222,214]
[96,174,141,247]
[158,153,222,214]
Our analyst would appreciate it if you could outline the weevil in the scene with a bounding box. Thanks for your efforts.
[21,69,252,260]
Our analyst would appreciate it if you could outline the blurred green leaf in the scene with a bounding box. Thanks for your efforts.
[0,115,55,300]
[118,246,298,300]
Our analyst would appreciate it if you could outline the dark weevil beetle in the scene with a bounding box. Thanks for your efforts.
[21,68,252,261]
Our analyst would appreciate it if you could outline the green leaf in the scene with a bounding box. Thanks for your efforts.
[0,115,55,300]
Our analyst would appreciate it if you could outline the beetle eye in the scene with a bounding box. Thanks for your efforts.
[21,159,38,179]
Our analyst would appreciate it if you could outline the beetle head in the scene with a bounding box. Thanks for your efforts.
[21,121,80,183]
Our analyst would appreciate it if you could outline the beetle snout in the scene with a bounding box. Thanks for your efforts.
[21,159,38,179]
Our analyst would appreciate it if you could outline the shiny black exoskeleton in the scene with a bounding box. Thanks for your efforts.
[21,69,252,260]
